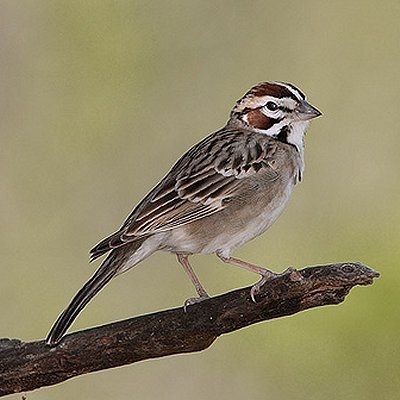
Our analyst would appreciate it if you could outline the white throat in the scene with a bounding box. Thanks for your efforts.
[286,120,309,153]
[286,120,309,182]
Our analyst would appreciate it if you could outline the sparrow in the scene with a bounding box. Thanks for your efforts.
[46,81,321,345]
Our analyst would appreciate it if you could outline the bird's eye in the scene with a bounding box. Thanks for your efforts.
[266,101,278,111]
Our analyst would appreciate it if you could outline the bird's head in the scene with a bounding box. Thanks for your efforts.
[229,81,321,151]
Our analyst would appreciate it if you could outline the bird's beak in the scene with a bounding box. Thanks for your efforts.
[296,100,322,120]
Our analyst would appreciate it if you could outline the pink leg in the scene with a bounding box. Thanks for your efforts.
[216,254,279,302]
[176,254,210,309]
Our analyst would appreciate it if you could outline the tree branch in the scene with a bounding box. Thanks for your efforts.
[0,262,379,397]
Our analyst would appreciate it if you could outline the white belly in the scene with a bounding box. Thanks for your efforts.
[201,186,292,257]
[164,180,294,258]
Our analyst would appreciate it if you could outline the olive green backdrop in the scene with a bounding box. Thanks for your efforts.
[1,1,399,399]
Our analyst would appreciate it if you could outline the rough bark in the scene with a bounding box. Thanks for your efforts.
[0,262,379,397]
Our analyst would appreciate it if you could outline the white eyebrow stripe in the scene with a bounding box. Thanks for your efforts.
[273,81,306,101]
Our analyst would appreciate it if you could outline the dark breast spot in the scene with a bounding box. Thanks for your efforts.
[276,125,289,143]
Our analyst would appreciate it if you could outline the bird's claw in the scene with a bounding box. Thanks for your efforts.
[183,294,210,312]
[250,270,280,303]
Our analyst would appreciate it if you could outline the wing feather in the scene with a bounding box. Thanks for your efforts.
[90,129,280,258]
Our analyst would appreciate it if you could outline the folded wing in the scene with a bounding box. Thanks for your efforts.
[90,129,279,260]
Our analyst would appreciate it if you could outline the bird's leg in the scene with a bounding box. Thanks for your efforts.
[216,254,280,302]
[176,254,210,310]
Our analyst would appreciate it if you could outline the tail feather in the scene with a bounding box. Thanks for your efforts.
[46,238,150,346]
[45,261,117,346]
[90,232,149,262]
[89,232,120,262]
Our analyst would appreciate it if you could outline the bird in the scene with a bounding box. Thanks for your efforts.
[46,81,321,345]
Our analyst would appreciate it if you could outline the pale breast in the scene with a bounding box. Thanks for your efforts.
[199,171,295,257]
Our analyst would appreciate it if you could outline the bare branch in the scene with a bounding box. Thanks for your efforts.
[0,262,379,397]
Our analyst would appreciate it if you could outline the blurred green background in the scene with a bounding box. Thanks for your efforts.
[1,1,399,399]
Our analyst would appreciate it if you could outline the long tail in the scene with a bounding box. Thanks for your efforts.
[46,240,145,346]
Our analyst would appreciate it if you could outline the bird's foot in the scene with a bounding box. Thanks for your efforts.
[183,293,210,312]
[250,267,297,303]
